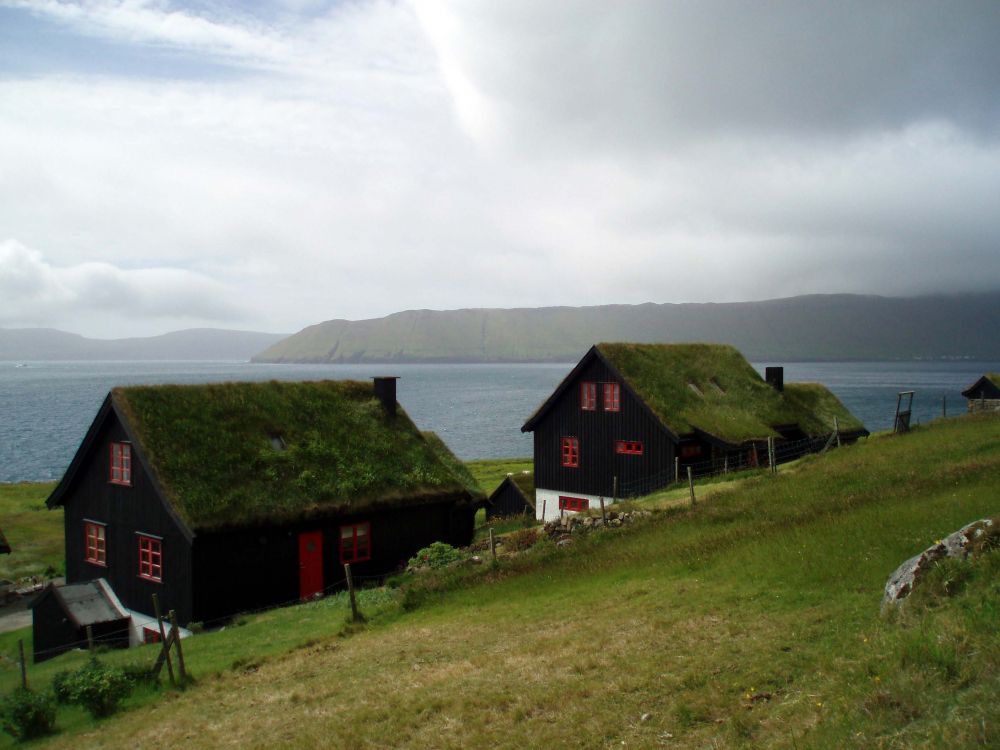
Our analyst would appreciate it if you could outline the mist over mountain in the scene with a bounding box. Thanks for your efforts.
[0,328,288,361]
[253,293,1000,364]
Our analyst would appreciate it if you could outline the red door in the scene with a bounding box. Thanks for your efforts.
[298,531,324,600]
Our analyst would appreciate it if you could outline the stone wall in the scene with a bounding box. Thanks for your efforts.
[967,399,1000,414]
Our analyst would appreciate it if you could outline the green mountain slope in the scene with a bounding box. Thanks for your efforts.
[253,291,1000,363]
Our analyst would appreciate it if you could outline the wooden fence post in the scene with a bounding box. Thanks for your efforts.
[767,437,776,474]
[18,639,27,689]
[152,593,175,686]
[612,476,618,505]
[86,625,94,651]
[168,610,187,684]
[489,528,497,563]
[541,495,547,524]
[674,457,680,483]
[834,417,841,448]
[724,456,729,475]
[344,563,362,623]
[687,466,696,508]
[599,495,607,524]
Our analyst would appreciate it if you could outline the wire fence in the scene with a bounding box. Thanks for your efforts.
[618,431,841,498]
[0,566,394,667]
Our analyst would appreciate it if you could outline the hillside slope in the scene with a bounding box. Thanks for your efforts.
[253,291,1000,363]
[0,328,287,361]
[16,414,1000,749]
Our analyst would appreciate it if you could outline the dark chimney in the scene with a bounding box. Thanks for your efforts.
[765,367,784,392]
[372,377,400,416]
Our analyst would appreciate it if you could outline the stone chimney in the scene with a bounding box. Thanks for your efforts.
[765,366,784,392]
[372,377,400,416]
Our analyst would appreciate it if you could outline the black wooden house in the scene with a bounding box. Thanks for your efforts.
[485,472,534,521]
[522,343,867,520]
[42,378,481,647]
[961,374,1000,413]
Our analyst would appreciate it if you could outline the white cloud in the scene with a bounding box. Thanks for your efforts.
[0,239,244,333]
[0,1,998,338]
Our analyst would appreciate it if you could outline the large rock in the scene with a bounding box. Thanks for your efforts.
[882,518,995,610]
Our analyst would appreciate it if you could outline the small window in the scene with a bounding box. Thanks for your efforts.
[615,440,644,455]
[561,437,579,468]
[138,534,163,582]
[109,442,132,486]
[680,444,702,458]
[580,381,596,411]
[559,496,589,512]
[603,383,621,412]
[339,522,372,564]
[143,626,162,645]
[85,522,106,566]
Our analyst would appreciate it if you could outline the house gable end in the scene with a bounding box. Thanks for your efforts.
[47,393,194,542]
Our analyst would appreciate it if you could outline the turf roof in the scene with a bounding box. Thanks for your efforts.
[596,343,865,444]
[113,380,473,531]
[422,432,485,499]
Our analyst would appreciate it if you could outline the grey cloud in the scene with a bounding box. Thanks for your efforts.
[0,239,245,329]
[422,1,1000,151]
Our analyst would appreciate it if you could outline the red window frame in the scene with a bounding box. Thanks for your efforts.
[559,496,589,512]
[143,626,162,645]
[84,521,107,566]
[561,437,579,468]
[109,442,132,486]
[339,522,372,564]
[615,440,644,455]
[137,534,162,582]
[603,382,621,412]
[580,381,597,411]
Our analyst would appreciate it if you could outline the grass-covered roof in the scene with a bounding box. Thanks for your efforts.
[962,373,1000,397]
[508,471,535,499]
[114,380,473,531]
[422,432,485,500]
[596,343,865,444]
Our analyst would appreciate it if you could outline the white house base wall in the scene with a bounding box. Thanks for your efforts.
[126,610,192,648]
[534,488,618,523]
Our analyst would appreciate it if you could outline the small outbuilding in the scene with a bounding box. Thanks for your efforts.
[29,579,130,663]
[485,472,535,521]
[961,374,1000,413]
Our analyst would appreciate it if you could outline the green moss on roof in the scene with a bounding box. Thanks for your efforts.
[114,381,470,531]
[596,343,864,444]
[422,432,485,499]
[508,471,535,501]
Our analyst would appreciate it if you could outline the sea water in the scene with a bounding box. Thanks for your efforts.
[0,359,996,483]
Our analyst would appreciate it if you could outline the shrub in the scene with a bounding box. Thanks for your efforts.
[506,528,539,552]
[0,688,57,741]
[407,542,465,570]
[61,658,133,718]
[51,670,73,704]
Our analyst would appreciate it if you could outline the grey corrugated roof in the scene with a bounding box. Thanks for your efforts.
[55,581,129,626]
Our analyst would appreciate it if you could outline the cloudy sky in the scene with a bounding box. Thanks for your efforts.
[1,1,998,338]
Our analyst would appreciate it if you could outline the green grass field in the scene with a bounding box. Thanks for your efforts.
[3,417,1000,748]
[0,483,60,582]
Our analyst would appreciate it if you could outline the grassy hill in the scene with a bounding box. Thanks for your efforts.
[252,291,1000,363]
[3,416,1000,748]
[0,328,287,361]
